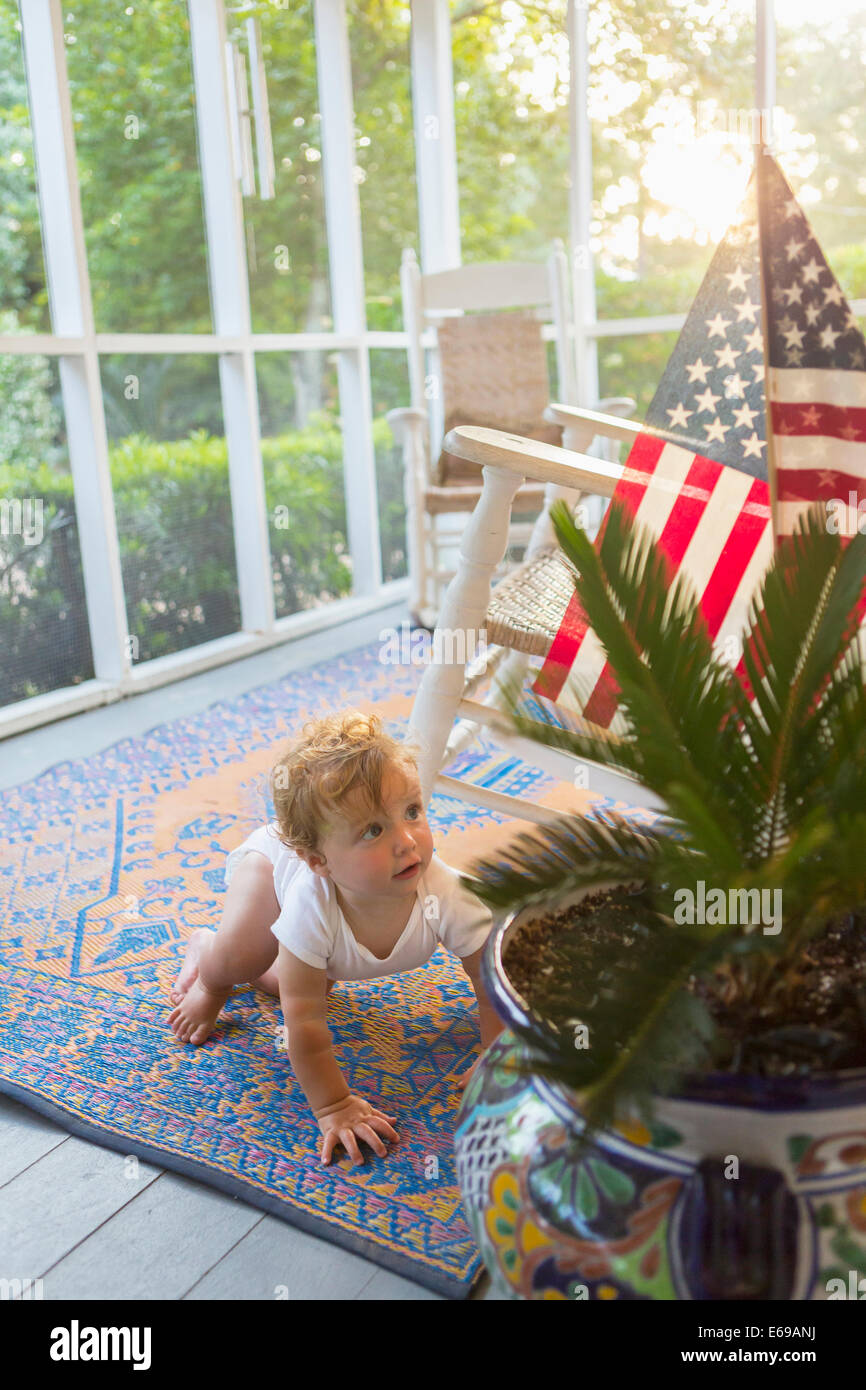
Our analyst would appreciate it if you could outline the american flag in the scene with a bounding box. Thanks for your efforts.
[757,148,866,537]
[531,151,866,729]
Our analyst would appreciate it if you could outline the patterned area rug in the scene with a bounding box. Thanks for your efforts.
[0,634,659,1298]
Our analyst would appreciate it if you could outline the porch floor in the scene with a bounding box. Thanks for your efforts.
[0,599,501,1301]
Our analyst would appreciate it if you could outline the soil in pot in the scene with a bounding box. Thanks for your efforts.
[502,885,866,1077]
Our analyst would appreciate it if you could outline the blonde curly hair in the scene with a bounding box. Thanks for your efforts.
[268,709,424,857]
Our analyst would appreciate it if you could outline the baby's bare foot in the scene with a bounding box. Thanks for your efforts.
[170,927,212,1004]
[168,977,231,1046]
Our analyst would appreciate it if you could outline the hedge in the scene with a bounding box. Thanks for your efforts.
[0,415,406,706]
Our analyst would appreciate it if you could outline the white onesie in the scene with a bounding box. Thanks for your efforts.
[224,820,494,981]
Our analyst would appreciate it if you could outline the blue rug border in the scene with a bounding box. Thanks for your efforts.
[0,1076,483,1300]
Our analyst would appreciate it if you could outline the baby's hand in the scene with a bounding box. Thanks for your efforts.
[315,1093,399,1166]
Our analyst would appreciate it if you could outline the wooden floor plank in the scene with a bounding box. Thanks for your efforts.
[0,1093,70,1187]
[354,1267,443,1300]
[41,1170,263,1301]
[183,1214,382,1301]
[0,1132,162,1277]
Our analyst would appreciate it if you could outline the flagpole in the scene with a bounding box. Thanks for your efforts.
[754,146,781,546]
[754,0,781,546]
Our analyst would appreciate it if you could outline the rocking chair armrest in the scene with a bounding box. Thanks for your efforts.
[544,401,642,443]
[442,425,623,498]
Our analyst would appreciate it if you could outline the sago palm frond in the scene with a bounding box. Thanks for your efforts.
[549,499,751,854]
[732,506,866,858]
[462,494,866,1136]
[457,812,684,917]
[484,906,750,1136]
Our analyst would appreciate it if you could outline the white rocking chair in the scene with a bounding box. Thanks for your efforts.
[407,404,669,826]
[386,241,632,629]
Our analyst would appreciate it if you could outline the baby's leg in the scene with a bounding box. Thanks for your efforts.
[169,851,281,1045]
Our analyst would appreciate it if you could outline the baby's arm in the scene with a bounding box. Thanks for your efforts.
[277,943,398,1165]
[453,944,505,1091]
[459,944,504,1051]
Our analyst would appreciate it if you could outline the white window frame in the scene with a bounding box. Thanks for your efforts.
[3,0,405,739]
[5,0,863,741]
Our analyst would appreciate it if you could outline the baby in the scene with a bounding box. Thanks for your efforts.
[168,709,503,1167]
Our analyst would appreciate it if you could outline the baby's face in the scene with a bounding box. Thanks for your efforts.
[306,764,434,900]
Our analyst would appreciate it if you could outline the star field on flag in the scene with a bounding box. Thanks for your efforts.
[639,172,768,478]
[530,152,864,726]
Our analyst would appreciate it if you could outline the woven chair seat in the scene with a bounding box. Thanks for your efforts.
[484,547,577,657]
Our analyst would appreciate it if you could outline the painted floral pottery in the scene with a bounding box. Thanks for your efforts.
[454,889,866,1300]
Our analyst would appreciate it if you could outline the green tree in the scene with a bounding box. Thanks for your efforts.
[2,0,865,699]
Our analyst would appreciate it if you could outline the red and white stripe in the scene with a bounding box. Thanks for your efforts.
[770,366,866,537]
[531,434,773,730]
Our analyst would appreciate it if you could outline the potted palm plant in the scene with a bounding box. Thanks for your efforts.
[454,497,866,1301]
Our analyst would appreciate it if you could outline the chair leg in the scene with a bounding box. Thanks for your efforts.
[489,646,531,713]
[464,641,506,699]
[444,646,532,761]
[409,466,524,808]
[442,643,509,760]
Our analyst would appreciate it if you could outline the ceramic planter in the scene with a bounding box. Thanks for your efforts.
[454,889,866,1300]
